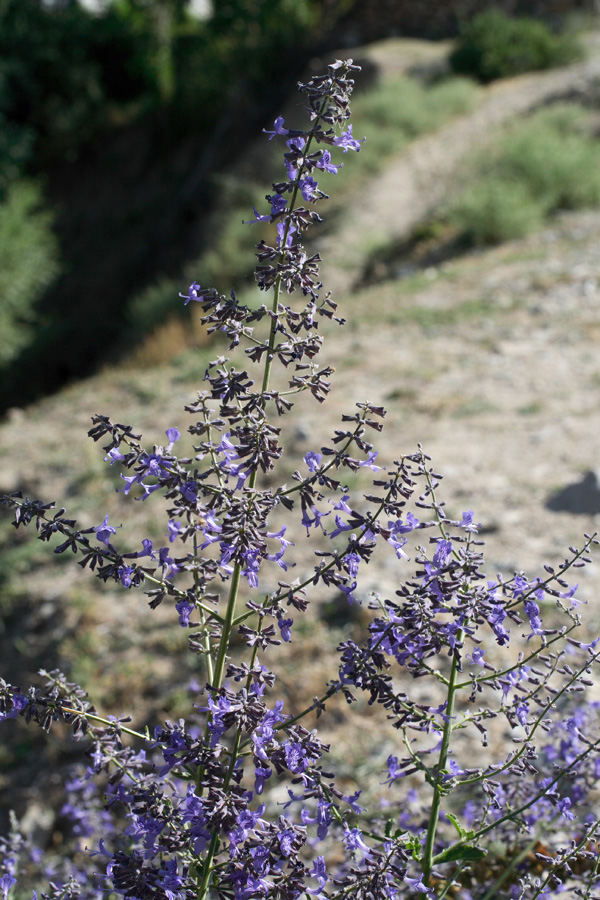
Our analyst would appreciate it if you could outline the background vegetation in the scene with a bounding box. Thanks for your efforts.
[0,0,353,410]
[0,2,591,414]
[448,104,600,244]
[449,8,583,82]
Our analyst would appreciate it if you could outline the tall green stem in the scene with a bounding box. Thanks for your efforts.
[195,197,285,900]
[421,638,462,889]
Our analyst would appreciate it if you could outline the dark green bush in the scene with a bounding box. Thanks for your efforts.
[0,180,61,367]
[449,9,583,83]
[0,0,156,188]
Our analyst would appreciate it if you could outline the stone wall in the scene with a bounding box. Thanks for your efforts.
[336,0,598,43]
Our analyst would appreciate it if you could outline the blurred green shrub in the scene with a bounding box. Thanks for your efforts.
[449,9,583,83]
[449,179,544,244]
[126,178,268,352]
[344,75,477,178]
[173,0,349,123]
[0,0,358,408]
[449,105,600,244]
[0,180,61,367]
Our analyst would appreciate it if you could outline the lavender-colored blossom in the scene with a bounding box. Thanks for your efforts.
[515,702,529,727]
[387,533,409,560]
[344,827,372,857]
[385,755,402,785]
[158,546,182,581]
[104,447,126,464]
[390,512,419,535]
[254,766,272,795]
[240,547,261,588]
[512,574,530,597]
[245,206,272,226]
[301,502,330,535]
[328,514,353,539]
[404,874,432,894]
[0,876,16,900]
[316,150,341,174]
[180,480,197,502]
[299,176,318,201]
[179,281,202,305]
[270,193,287,215]
[432,539,452,568]
[118,565,134,588]
[94,515,117,547]
[0,692,27,722]
[459,510,478,531]
[359,450,382,471]
[332,124,363,152]
[301,801,332,841]
[488,602,510,645]
[167,519,181,543]
[557,797,574,820]
[277,617,293,642]
[175,599,194,627]
[468,646,486,666]
[304,450,322,472]
[308,857,328,892]
[285,741,308,774]
[287,136,306,152]
[263,116,290,139]
[129,538,155,559]
[333,495,352,514]
[266,526,294,570]
[524,598,543,636]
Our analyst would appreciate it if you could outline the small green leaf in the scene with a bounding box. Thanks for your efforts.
[436,844,487,864]
[446,813,475,841]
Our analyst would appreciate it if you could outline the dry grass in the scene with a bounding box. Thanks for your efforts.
[129,311,213,368]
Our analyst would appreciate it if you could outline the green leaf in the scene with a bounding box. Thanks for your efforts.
[436,844,487,864]
[446,813,475,841]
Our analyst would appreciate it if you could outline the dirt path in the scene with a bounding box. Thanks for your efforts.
[320,33,600,295]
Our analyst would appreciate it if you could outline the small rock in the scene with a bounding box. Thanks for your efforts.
[6,407,25,424]
[293,421,311,443]
[0,468,21,493]
[20,800,56,846]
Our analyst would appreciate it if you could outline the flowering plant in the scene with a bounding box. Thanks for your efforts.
[2,59,600,900]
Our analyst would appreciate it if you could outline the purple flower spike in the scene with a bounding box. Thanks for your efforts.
[0,875,16,900]
[4,58,600,900]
